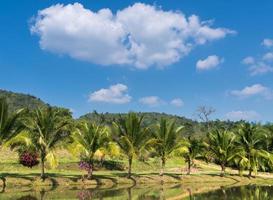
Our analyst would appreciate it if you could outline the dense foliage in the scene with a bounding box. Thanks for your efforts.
[1,90,273,180]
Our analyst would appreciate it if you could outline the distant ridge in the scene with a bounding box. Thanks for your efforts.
[0,89,48,112]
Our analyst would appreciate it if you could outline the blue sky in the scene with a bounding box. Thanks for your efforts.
[1,0,273,121]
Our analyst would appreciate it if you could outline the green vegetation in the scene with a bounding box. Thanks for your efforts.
[0,91,273,188]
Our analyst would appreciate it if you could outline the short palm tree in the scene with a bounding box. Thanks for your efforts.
[150,118,184,176]
[236,123,272,177]
[182,137,204,175]
[0,98,25,145]
[70,121,115,179]
[112,112,150,178]
[207,128,236,176]
[10,107,71,180]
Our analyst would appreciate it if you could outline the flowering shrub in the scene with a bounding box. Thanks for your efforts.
[79,160,92,172]
[19,151,39,168]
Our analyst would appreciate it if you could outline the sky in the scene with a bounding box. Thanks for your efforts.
[1,0,273,122]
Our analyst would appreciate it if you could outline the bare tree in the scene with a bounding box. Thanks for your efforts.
[196,106,216,131]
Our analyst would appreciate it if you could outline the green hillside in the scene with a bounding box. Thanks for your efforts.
[0,89,48,112]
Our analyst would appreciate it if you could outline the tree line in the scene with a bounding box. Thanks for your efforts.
[0,97,273,181]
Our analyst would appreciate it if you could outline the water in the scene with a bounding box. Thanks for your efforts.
[0,184,272,199]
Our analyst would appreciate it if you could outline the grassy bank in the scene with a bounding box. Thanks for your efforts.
[1,148,273,189]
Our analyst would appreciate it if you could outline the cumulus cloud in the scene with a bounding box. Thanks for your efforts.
[196,55,223,70]
[262,38,273,48]
[248,62,273,75]
[225,110,260,121]
[139,96,163,106]
[31,3,234,69]
[263,52,273,62]
[242,54,273,75]
[89,84,131,104]
[170,98,184,107]
[230,84,273,99]
[242,56,255,65]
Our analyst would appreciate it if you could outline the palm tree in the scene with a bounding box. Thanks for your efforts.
[182,136,204,175]
[236,123,271,177]
[70,121,116,179]
[112,112,150,178]
[150,118,184,176]
[0,98,25,145]
[11,107,71,180]
[207,128,236,176]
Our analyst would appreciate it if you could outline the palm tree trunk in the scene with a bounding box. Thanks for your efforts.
[248,169,252,178]
[41,158,45,181]
[128,156,132,178]
[187,158,191,175]
[220,164,225,177]
[160,157,166,176]
[87,160,94,180]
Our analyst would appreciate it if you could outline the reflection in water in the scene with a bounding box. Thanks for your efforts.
[192,185,273,200]
[0,184,272,199]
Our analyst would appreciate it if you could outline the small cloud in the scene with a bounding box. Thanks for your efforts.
[139,96,163,106]
[262,38,273,48]
[170,98,184,107]
[263,52,273,62]
[230,84,273,99]
[225,110,260,121]
[242,54,273,75]
[242,56,255,65]
[89,83,131,104]
[196,55,224,70]
[249,62,273,76]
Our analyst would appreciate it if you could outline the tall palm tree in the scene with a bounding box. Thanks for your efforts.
[236,123,271,177]
[70,121,116,179]
[207,128,236,176]
[0,98,25,145]
[182,136,204,175]
[11,107,71,180]
[112,112,150,178]
[150,118,184,176]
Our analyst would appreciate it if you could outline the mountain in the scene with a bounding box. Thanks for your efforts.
[0,89,48,112]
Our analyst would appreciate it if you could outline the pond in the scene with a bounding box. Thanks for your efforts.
[0,184,272,199]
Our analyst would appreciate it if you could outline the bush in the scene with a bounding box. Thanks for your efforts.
[19,151,39,168]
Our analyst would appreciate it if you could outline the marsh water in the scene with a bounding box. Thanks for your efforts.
[0,184,273,199]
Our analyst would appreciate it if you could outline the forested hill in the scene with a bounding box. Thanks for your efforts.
[81,112,205,137]
[0,88,239,138]
[0,89,48,112]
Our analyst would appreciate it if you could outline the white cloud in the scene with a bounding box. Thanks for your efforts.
[263,52,273,62]
[89,84,131,104]
[170,98,184,107]
[31,3,234,69]
[249,62,273,75]
[242,56,255,65]
[230,84,273,99]
[225,110,260,121]
[196,55,223,70]
[139,96,163,106]
[242,54,273,75]
[262,38,273,48]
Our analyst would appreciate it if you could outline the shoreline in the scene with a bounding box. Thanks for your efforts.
[1,172,273,189]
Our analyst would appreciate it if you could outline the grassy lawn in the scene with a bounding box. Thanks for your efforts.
[1,147,273,188]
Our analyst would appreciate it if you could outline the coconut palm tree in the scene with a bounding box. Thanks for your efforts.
[182,136,204,175]
[150,118,184,176]
[10,107,72,180]
[207,128,236,176]
[0,98,25,145]
[112,112,150,178]
[69,121,118,179]
[236,123,272,177]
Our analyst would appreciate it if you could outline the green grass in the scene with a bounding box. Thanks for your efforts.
[1,147,273,189]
